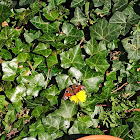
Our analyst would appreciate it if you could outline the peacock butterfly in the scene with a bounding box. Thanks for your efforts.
[63,84,85,100]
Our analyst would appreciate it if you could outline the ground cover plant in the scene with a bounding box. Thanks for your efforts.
[0,0,140,139]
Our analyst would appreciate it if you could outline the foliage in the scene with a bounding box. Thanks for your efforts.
[0,0,140,139]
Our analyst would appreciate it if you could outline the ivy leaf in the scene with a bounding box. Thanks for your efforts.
[0,26,21,49]
[110,125,129,139]
[90,18,122,42]
[11,39,24,55]
[5,85,26,112]
[70,7,88,25]
[19,0,36,6]
[17,73,45,97]
[55,100,78,119]
[86,54,109,74]
[33,43,52,58]
[40,85,60,106]
[24,30,42,43]
[0,49,12,60]
[30,16,59,34]
[94,0,111,17]
[0,4,12,25]
[126,112,140,140]
[110,7,140,35]
[55,74,73,91]
[107,39,119,50]
[92,0,104,7]
[31,106,44,117]
[112,0,128,12]
[60,45,85,69]
[69,120,104,134]
[81,66,104,93]
[131,113,140,139]
[61,22,84,44]
[29,121,45,138]
[46,53,58,68]
[16,52,29,62]
[68,67,83,80]
[43,8,59,21]
[39,63,62,79]
[122,29,140,60]
[42,115,69,139]
[125,75,140,92]
[38,33,56,46]
[71,0,85,8]
[84,37,107,56]
[2,60,18,81]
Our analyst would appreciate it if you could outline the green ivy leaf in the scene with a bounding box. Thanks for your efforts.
[86,54,109,74]
[11,39,24,55]
[69,120,104,134]
[107,39,119,50]
[17,73,45,97]
[39,63,62,79]
[61,22,84,44]
[40,85,60,106]
[16,52,29,62]
[70,7,88,25]
[112,0,128,12]
[31,106,44,117]
[90,18,122,42]
[94,0,111,17]
[46,53,58,68]
[19,0,36,6]
[71,0,85,8]
[24,30,42,43]
[68,67,83,80]
[0,49,12,60]
[55,74,73,91]
[110,125,129,139]
[43,8,59,21]
[81,66,104,93]
[2,60,18,81]
[0,26,21,49]
[125,75,140,92]
[30,16,59,34]
[122,29,140,60]
[42,115,68,139]
[84,38,107,56]
[33,43,52,58]
[29,121,45,138]
[55,100,78,119]
[92,0,104,7]
[60,45,85,69]
[0,4,12,25]
[38,33,56,46]
[5,85,26,112]
[126,112,140,140]
[110,7,140,35]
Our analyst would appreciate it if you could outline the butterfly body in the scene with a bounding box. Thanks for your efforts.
[63,84,85,100]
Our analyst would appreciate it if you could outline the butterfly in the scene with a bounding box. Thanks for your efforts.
[63,84,85,100]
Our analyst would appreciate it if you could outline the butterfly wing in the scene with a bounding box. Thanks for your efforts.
[72,84,85,94]
[62,87,74,100]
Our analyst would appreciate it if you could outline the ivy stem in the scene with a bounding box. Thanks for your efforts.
[56,20,61,34]
[37,0,43,7]
[111,82,128,93]
[27,61,33,71]
[79,37,85,46]
[45,68,50,89]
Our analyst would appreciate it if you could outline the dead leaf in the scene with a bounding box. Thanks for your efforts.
[2,21,8,27]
